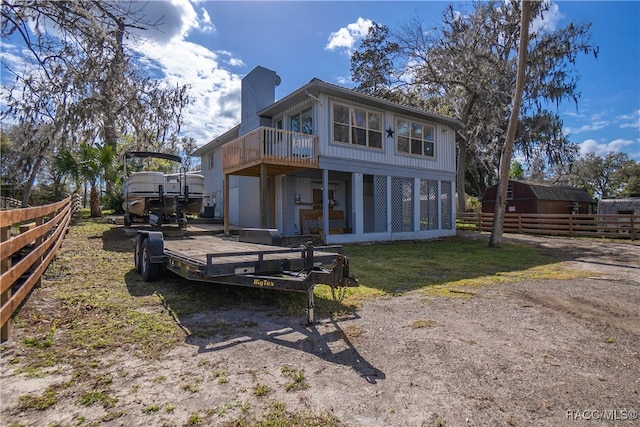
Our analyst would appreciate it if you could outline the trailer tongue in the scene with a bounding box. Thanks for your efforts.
[134,228,358,324]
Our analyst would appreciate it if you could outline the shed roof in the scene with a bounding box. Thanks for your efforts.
[515,180,595,203]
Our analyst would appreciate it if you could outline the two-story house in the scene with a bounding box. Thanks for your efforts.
[192,66,464,244]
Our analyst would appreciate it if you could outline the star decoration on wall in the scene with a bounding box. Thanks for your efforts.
[386,127,394,138]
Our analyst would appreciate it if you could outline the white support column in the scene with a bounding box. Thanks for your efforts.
[386,176,392,234]
[414,177,421,232]
[353,172,363,235]
[451,180,457,229]
[437,180,442,230]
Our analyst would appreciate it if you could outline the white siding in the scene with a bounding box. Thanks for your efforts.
[317,95,456,173]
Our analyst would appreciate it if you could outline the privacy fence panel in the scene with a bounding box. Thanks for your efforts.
[456,212,638,240]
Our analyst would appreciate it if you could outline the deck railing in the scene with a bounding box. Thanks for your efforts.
[457,212,639,240]
[222,127,318,174]
[0,195,80,341]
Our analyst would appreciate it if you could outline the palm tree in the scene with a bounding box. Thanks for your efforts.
[54,143,115,217]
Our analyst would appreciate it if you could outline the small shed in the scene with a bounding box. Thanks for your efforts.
[482,180,596,214]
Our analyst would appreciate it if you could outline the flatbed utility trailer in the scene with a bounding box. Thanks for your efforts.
[134,229,358,323]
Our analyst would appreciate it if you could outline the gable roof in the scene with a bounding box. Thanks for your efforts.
[259,78,465,131]
[514,180,595,203]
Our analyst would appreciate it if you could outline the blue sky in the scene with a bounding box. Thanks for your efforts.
[2,1,639,161]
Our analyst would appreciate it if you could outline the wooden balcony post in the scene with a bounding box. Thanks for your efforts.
[260,164,267,228]
[270,176,276,228]
[224,174,230,234]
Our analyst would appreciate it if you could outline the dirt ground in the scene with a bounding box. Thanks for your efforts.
[2,232,639,426]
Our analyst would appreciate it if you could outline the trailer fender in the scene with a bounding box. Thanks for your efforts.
[239,228,282,246]
[136,231,165,263]
[137,231,164,282]
[144,231,165,263]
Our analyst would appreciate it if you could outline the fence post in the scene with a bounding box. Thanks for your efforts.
[1,226,11,341]
[35,216,44,287]
[569,214,573,238]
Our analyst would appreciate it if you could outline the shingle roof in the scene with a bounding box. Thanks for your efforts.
[515,180,595,203]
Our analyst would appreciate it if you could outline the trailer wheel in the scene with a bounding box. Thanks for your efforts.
[140,237,161,281]
[134,234,143,273]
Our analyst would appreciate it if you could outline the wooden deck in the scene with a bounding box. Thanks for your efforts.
[221,127,319,176]
[163,235,339,270]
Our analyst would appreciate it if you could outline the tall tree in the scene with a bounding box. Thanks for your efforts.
[0,122,56,206]
[350,23,402,102]
[1,1,189,204]
[489,0,532,248]
[556,152,639,199]
[350,1,596,211]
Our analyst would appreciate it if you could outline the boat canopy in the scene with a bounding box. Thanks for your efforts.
[124,151,182,163]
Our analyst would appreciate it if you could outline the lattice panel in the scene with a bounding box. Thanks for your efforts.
[420,180,439,230]
[391,178,413,232]
[374,175,387,232]
[441,181,453,229]
[303,218,320,234]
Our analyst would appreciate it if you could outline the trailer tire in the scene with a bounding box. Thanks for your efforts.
[141,237,161,282]
[134,234,143,273]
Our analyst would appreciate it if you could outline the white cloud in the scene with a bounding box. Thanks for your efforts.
[325,17,373,54]
[1,0,237,146]
[565,120,610,134]
[579,138,634,157]
[199,7,215,33]
[125,1,213,44]
[125,0,199,44]
[135,36,243,144]
[335,75,353,86]
[129,1,244,144]
[531,1,564,34]
[619,110,640,130]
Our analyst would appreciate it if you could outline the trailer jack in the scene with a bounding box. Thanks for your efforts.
[303,250,358,323]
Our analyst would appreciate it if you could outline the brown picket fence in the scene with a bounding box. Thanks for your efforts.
[457,212,638,240]
[0,195,80,341]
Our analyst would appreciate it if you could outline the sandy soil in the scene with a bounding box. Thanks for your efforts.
[1,233,639,426]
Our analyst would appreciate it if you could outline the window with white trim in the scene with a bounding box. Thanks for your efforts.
[208,152,214,170]
[333,102,382,148]
[396,118,435,157]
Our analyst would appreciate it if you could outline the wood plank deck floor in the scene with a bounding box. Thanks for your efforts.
[163,235,336,266]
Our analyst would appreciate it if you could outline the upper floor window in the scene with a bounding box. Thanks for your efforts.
[333,102,382,149]
[290,108,313,134]
[396,118,435,157]
[208,152,214,170]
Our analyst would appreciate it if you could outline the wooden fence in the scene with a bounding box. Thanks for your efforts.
[0,195,79,341]
[457,212,639,240]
